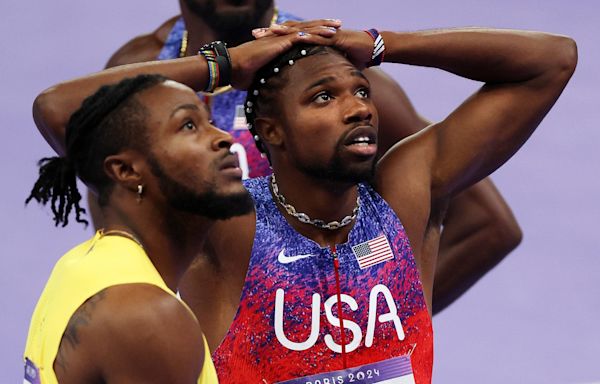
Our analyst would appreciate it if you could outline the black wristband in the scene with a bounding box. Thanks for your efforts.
[202,41,232,88]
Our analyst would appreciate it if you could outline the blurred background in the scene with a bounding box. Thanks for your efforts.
[1,0,598,382]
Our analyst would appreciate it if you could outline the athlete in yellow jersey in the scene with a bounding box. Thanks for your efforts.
[24,232,217,383]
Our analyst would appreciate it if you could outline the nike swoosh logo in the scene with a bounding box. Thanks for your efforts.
[278,249,316,264]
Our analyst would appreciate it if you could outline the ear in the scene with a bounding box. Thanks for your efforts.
[103,150,145,191]
[254,116,284,149]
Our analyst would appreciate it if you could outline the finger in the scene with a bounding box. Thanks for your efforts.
[288,31,336,47]
[257,24,339,39]
[252,27,274,39]
[253,24,296,39]
[254,19,343,38]
[300,26,339,38]
[280,19,342,29]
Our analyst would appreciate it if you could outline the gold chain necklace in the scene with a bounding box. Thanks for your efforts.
[179,8,279,96]
[100,229,144,250]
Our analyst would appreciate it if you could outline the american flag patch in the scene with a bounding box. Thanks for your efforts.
[351,235,394,269]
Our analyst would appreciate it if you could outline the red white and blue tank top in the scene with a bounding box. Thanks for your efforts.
[213,177,433,383]
[157,11,301,179]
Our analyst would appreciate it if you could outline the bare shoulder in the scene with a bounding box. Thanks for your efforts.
[106,15,180,68]
[55,283,205,383]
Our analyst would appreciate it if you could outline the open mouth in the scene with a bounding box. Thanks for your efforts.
[219,153,243,178]
[343,126,377,156]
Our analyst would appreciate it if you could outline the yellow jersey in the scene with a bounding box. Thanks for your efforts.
[23,231,218,383]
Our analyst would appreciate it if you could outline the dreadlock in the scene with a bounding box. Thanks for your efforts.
[244,44,344,156]
[26,73,168,227]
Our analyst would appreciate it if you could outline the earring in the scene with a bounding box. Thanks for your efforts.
[136,184,144,204]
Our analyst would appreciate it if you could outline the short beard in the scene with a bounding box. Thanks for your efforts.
[147,154,253,220]
[296,145,376,185]
[183,0,273,46]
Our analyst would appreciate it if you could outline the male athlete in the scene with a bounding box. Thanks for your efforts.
[102,0,523,314]
[31,24,576,383]
[24,31,320,383]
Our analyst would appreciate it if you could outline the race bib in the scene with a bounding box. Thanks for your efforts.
[276,355,415,384]
[23,358,41,384]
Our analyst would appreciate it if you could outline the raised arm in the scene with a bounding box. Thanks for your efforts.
[33,55,211,156]
[366,67,523,314]
[33,27,339,155]
[377,29,576,198]
[356,28,576,307]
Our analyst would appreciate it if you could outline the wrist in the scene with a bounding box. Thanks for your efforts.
[197,41,232,92]
[364,29,385,67]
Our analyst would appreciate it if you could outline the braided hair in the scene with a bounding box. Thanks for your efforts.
[244,44,343,156]
[26,74,168,227]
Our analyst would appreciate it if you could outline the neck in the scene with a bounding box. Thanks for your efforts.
[270,167,360,247]
[179,2,275,54]
[103,201,213,292]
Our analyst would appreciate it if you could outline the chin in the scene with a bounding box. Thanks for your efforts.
[218,181,248,196]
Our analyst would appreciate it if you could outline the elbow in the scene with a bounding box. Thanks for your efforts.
[550,35,578,80]
[32,87,67,156]
[489,211,523,256]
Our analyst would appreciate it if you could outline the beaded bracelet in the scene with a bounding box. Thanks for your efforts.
[364,29,385,67]
[198,41,232,92]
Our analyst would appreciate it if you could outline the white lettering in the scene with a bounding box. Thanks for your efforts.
[274,284,406,353]
[323,294,363,353]
[365,284,405,347]
[275,289,320,351]
[230,143,250,179]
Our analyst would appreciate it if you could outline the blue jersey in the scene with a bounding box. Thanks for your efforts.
[213,177,433,383]
[157,11,301,179]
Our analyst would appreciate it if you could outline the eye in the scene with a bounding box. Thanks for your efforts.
[182,120,197,131]
[313,92,333,104]
[355,88,370,99]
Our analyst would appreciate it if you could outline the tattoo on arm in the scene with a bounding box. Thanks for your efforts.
[54,289,107,374]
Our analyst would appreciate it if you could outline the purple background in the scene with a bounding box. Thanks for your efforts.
[1,1,598,382]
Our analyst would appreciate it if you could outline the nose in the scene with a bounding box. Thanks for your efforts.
[342,95,373,125]
[209,123,233,151]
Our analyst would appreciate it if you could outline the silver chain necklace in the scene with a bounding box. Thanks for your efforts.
[270,174,360,230]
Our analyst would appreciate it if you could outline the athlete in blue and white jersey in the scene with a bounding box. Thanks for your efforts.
[213,178,433,382]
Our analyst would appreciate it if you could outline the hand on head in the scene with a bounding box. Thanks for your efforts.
[251,19,378,70]
[228,20,337,89]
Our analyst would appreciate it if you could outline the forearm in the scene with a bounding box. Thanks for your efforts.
[33,56,208,154]
[432,179,522,314]
[381,28,573,84]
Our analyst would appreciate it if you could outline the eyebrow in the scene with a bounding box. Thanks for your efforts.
[303,70,369,92]
[169,103,201,118]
